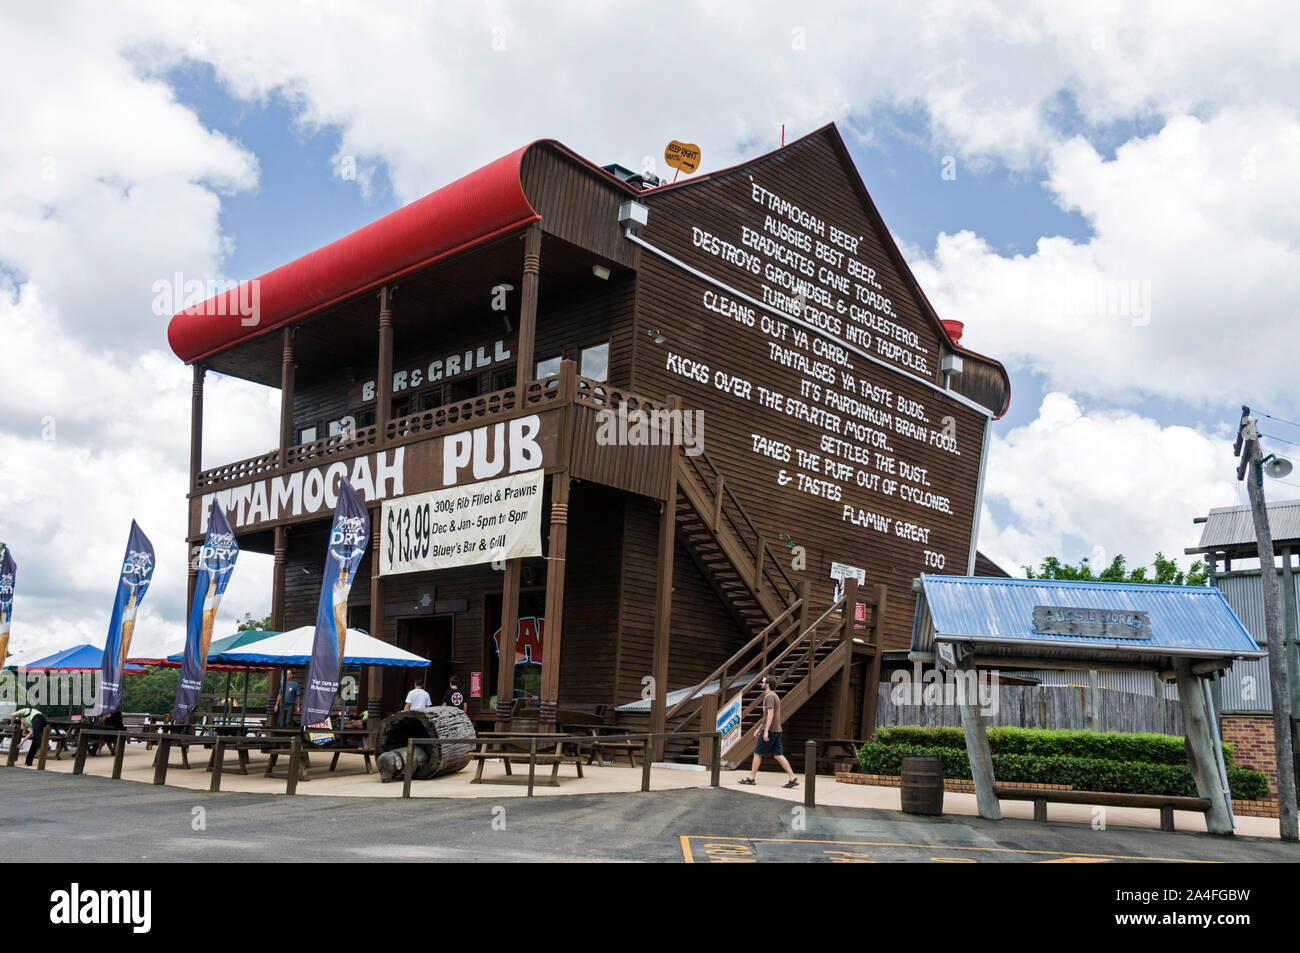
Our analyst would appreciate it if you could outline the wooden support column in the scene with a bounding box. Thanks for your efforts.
[278,327,296,454]
[538,472,571,732]
[861,584,887,741]
[517,225,542,385]
[649,477,678,761]
[830,576,858,739]
[376,286,396,441]
[1174,660,1234,835]
[187,363,205,614]
[267,525,288,713]
[955,647,1001,819]
[494,559,521,731]
[368,507,384,724]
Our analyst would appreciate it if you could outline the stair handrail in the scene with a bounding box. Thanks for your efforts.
[665,598,803,723]
[679,451,798,610]
[731,595,849,726]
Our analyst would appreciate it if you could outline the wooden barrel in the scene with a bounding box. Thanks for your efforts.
[378,706,475,778]
[899,755,944,815]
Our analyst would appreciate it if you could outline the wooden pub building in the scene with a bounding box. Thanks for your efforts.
[168,123,1010,765]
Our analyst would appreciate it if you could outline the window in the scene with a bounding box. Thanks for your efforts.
[418,389,443,412]
[298,426,318,444]
[355,409,376,429]
[535,356,562,378]
[580,342,610,382]
[493,368,517,390]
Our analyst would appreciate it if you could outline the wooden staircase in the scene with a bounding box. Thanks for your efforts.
[652,450,885,766]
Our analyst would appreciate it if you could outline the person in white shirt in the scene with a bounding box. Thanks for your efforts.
[403,678,433,711]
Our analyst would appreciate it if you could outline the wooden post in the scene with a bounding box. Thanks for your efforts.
[538,472,571,732]
[72,732,88,775]
[36,725,50,771]
[210,739,225,792]
[641,736,654,791]
[1282,547,1300,786]
[1154,673,1166,734]
[527,738,538,797]
[1087,670,1102,731]
[268,525,288,716]
[153,738,171,785]
[955,649,1000,819]
[495,559,521,731]
[1240,414,1299,839]
[697,692,717,767]
[402,738,414,799]
[376,286,396,442]
[286,734,302,795]
[368,507,384,723]
[861,585,887,741]
[804,740,817,807]
[710,734,721,787]
[5,721,20,767]
[189,363,204,491]
[1173,661,1233,835]
[278,327,296,457]
[516,224,542,386]
[649,475,677,760]
[832,577,858,738]
[112,736,126,780]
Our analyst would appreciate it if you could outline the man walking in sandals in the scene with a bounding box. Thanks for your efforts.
[738,676,798,788]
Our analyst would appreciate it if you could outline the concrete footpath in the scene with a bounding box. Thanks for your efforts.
[2,766,1296,863]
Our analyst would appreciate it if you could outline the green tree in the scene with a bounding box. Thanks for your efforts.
[1023,552,1206,587]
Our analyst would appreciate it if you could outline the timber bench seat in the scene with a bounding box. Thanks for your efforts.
[994,785,1213,832]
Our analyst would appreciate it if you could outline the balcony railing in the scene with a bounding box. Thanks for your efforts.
[193,364,606,494]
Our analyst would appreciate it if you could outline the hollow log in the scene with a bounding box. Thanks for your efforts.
[377,706,475,779]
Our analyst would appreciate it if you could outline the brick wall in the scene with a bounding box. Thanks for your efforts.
[1221,714,1278,793]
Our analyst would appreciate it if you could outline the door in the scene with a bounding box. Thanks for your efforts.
[383,616,454,712]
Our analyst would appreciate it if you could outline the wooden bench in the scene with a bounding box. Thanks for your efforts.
[994,785,1213,832]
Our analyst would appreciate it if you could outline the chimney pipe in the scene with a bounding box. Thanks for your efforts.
[941,319,964,345]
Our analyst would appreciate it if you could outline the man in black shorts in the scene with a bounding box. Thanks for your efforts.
[739,676,798,788]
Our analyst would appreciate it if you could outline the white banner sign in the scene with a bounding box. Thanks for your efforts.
[379,470,544,576]
[717,692,744,756]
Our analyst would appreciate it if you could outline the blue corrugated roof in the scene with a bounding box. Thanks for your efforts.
[914,575,1264,660]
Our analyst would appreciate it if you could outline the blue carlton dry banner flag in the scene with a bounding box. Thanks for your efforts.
[172,501,240,721]
[0,545,15,668]
[302,478,370,727]
[96,521,155,716]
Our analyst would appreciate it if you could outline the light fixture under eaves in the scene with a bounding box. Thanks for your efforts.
[592,264,611,280]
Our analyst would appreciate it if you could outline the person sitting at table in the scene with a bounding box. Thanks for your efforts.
[87,709,125,756]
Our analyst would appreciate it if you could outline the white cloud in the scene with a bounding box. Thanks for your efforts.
[978,393,1239,575]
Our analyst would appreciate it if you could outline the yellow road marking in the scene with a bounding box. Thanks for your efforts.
[679,835,1213,863]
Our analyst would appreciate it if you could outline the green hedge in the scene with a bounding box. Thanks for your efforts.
[856,742,1269,801]
[874,725,1235,767]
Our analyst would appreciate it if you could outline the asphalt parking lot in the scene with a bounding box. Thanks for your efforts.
[2,768,1297,863]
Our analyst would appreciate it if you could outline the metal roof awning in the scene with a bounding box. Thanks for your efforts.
[910,575,1264,671]
[1185,498,1300,557]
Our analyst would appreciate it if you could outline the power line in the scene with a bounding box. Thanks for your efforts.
[1258,410,1300,431]
[1260,432,1300,449]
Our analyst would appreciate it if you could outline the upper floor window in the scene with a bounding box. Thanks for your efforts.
[580,342,610,382]
[535,356,562,379]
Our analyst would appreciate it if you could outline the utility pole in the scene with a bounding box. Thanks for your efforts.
[1236,406,1299,840]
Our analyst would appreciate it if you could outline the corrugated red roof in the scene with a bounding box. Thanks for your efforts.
[167,145,540,364]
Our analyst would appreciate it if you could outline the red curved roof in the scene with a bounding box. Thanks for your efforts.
[168,145,541,364]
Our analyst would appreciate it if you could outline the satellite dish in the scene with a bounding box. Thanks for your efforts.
[1264,455,1294,479]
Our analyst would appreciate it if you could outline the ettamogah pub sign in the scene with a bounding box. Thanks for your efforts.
[1030,605,1153,640]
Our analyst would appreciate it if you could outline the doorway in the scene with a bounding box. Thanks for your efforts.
[384,616,454,712]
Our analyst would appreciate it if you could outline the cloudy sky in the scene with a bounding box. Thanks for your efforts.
[2,0,1298,662]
